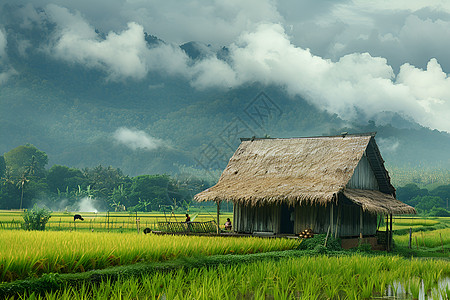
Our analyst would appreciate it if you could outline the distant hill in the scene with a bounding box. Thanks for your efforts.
[0,23,449,186]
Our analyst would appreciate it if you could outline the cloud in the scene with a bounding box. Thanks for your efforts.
[0,29,6,59]
[44,4,190,80]
[377,137,400,153]
[3,2,450,132]
[113,127,163,151]
[190,23,450,132]
[0,28,17,84]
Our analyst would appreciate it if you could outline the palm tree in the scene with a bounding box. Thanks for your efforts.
[18,174,29,210]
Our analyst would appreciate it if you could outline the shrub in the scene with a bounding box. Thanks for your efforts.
[297,234,342,251]
[428,207,450,217]
[22,205,52,231]
[356,243,372,253]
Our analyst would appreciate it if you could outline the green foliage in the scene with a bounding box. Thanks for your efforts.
[297,234,342,252]
[356,243,372,253]
[414,195,444,211]
[0,156,5,179]
[47,165,86,193]
[3,144,48,179]
[428,207,450,217]
[396,183,429,206]
[22,205,52,231]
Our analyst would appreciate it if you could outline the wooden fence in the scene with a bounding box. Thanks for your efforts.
[157,221,217,234]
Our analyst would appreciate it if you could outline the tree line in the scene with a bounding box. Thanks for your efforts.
[0,144,211,212]
[396,183,450,216]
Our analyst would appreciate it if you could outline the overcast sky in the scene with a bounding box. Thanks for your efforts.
[1,0,450,132]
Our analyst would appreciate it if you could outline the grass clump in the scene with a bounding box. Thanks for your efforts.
[297,234,342,252]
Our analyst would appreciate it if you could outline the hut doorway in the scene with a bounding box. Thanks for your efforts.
[280,204,295,234]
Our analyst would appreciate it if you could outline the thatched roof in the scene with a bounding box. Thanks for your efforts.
[195,133,415,215]
[344,189,416,215]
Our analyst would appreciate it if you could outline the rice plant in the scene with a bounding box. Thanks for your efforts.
[0,230,299,282]
[18,255,449,300]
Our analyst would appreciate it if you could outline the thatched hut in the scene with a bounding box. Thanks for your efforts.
[195,133,415,247]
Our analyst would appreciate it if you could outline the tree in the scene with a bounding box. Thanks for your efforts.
[129,175,172,211]
[47,165,86,193]
[83,165,130,199]
[414,195,444,212]
[4,144,48,180]
[396,184,428,206]
[0,156,5,179]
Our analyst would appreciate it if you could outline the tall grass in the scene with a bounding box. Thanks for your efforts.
[19,255,450,300]
[395,227,450,249]
[0,230,299,282]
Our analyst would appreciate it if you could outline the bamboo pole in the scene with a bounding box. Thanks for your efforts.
[359,206,363,239]
[389,213,393,251]
[409,227,412,249]
[216,200,220,234]
[330,203,334,237]
[386,214,389,252]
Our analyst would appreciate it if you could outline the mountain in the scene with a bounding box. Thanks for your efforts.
[0,22,449,184]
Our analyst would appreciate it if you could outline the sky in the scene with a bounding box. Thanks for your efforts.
[1,0,450,132]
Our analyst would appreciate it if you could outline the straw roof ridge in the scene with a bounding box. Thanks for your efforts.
[195,134,373,204]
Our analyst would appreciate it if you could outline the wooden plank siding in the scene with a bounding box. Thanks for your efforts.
[232,151,381,236]
[346,152,379,190]
[233,202,280,233]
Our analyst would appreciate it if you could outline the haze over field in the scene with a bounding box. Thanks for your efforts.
[0,0,449,178]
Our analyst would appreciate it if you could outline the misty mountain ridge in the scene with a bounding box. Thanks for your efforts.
[1,20,449,184]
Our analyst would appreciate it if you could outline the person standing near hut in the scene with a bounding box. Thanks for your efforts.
[224,218,232,230]
[185,214,191,233]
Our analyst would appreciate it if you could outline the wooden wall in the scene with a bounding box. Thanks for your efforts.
[346,153,379,190]
[233,202,280,233]
[234,199,378,237]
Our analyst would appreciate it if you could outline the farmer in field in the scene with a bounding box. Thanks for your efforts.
[224,218,232,230]
[185,214,192,232]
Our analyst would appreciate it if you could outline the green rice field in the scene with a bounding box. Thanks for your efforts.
[0,230,298,282]
[0,210,232,232]
[0,211,448,299]
[13,256,450,300]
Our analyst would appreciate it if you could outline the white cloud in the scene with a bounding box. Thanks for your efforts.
[45,4,190,80]
[0,28,17,84]
[113,127,163,151]
[0,29,6,59]
[190,23,450,132]
[377,137,400,153]
[3,1,450,132]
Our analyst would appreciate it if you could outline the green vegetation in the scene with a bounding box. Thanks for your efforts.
[22,205,52,231]
[0,230,299,282]
[0,145,212,212]
[0,214,448,298]
[1,253,448,299]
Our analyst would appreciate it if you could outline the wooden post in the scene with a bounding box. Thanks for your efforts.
[330,203,334,238]
[389,213,393,251]
[334,205,341,238]
[409,227,412,249]
[359,207,363,239]
[386,214,389,252]
[216,200,220,234]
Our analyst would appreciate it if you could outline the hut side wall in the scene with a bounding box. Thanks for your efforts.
[346,153,379,190]
[293,202,378,237]
[338,204,378,236]
[233,202,280,233]
[294,203,331,234]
